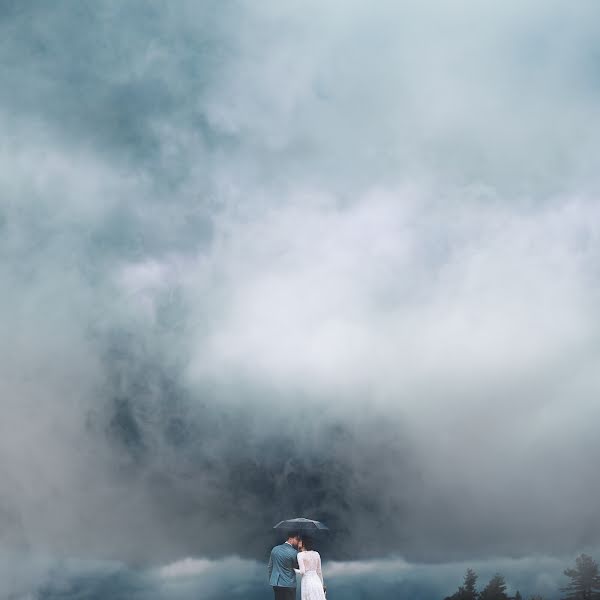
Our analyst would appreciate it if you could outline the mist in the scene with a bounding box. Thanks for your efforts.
[1,1,600,597]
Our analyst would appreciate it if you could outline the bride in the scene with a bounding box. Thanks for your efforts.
[294,537,327,599]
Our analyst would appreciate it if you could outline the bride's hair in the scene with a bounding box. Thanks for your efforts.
[301,537,315,551]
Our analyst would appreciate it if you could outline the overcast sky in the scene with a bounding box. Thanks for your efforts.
[2,1,600,598]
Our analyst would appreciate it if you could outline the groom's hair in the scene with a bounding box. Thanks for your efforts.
[287,531,300,540]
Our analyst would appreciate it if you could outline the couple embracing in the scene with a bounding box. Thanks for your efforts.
[268,532,327,600]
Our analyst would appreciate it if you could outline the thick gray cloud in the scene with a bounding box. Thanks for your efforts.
[2,0,600,597]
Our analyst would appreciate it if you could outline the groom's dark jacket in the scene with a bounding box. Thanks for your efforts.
[268,542,299,588]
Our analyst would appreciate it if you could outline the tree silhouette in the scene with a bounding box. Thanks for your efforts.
[480,574,509,600]
[514,591,523,600]
[561,554,600,600]
[444,568,479,600]
[463,569,479,600]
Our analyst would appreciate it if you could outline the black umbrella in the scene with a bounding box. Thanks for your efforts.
[273,517,329,532]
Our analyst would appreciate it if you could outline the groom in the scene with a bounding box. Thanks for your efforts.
[268,532,301,600]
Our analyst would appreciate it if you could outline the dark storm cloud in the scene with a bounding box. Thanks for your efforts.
[2,1,600,598]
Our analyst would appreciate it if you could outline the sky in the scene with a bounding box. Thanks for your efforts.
[1,1,600,598]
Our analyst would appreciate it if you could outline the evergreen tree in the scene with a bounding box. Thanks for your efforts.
[514,591,523,600]
[480,574,509,600]
[561,554,600,600]
[444,569,479,600]
[463,569,479,600]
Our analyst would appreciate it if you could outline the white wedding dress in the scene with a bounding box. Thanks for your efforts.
[295,550,326,600]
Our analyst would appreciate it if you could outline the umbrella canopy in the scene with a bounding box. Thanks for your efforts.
[273,517,329,532]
